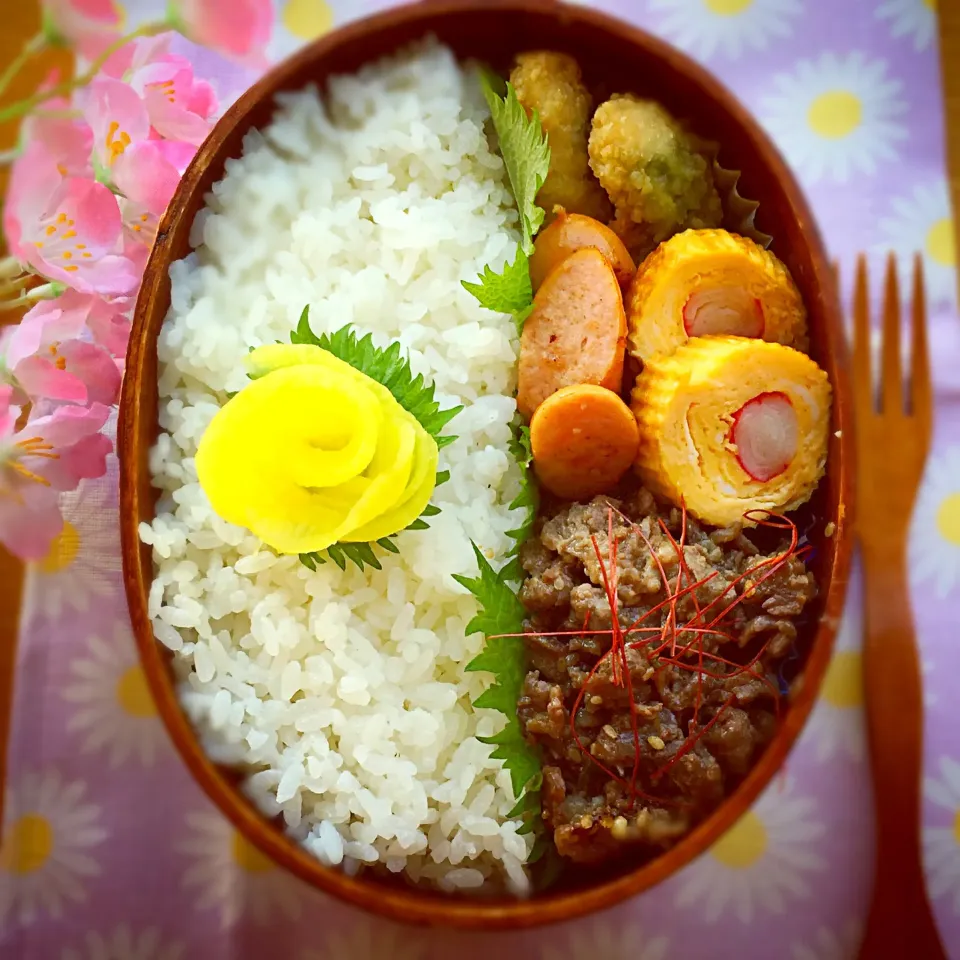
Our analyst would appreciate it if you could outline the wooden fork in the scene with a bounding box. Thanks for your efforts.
[854,254,945,959]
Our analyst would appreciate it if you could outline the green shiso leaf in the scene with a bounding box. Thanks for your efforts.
[462,72,550,332]
[455,543,540,800]
[461,247,533,335]
[479,72,550,256]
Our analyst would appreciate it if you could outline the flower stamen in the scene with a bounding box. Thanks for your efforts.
[105,120,132,162]
[10,461,51,485]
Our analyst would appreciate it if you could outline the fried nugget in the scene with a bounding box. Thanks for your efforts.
[588,95,722,261]
[510,52,612,224]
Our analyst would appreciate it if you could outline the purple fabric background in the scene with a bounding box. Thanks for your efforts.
[3,1,959,957]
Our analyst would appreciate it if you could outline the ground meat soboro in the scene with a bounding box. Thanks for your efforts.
[517,486,816,865]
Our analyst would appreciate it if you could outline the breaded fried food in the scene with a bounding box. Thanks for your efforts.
[510,52,612,223]
[589,95,722,260]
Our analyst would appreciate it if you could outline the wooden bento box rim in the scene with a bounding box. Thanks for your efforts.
[118,0,853,930]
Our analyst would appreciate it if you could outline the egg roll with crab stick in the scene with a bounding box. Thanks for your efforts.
[626,229,808,363]
[632,335,831,527]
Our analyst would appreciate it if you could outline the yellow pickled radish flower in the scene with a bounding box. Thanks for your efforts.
[626,229,809,363]
[196,345,438,555]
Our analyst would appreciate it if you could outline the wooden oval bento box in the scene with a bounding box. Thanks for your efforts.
[119,0,852,930]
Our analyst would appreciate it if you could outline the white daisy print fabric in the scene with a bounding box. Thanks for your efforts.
[29,466,123,621]
[674,777,826,923]
[790,921,864,960]
[540,922,670,960]
[0,770,107,929]
[876,0,938,51]
[924,756,960,914]
[647,0,802,61]
[303,926,427,960]
[60,926,185,960]
[761,51,908,183]
[4,0,959,958]
[910,444,960,599]
[804,579,866,764]
[879,178,957,309]
[62,625,169,768]
[178,809,307,928]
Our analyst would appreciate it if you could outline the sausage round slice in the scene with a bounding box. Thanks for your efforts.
[517,247,627,419]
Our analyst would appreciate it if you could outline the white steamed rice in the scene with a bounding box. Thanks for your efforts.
[140,41,534,893]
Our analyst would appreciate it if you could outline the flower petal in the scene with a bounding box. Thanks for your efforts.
[3,142,64,254]
[11,355,89,404]
[0,385,19,436]
[57,340,122,405]
[26,400,110,447]
[113,140,192,216]
[170,0,273,66]
[86,299,131,357]
[82,76,151,170]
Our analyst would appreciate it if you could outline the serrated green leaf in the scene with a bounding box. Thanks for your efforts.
[326,544,347,571]
[294,312,462,448]
[455,543,540,798]
[436,470,450,485]
[341,541,382,572]
[455,544,526,639]
[507,421,533,469]
[377,537,400,554]
[480,73,550,255]
[406,518,430,532]
[505,419,538,555]
[462,246,533,333]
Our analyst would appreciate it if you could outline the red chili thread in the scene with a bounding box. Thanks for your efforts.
[494,503,806,808]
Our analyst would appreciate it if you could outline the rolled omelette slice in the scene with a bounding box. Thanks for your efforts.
[632,336,831,527]
[626,229,808,363]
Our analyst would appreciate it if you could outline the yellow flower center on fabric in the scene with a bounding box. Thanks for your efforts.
[116,665,156,718]
[808,91,862,139]
[711,811,767,868]
[283,0,334,39]
[936,493,960,546]
[38,520,80,573]
[705,0,753,14]
[0,814,53,874]
[231,831,274,873]
[822,650,863,708]
[196,344,438,556]
[926,217,956,267]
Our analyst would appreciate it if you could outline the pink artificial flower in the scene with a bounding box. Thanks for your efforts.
[20,75,93,179]
[81,77,151,177]
[0,394,111,560]
[167,0,273,67]
[113,138,195,217]
[85,296,132,357]
[102,31,174,79]
[141,62,217,146]
[105,34,218,146]
[41,0,124,61]
[23,105,94,179]
[3,142,138,295]
[2,293,121,406]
